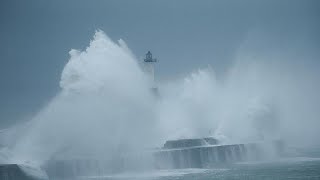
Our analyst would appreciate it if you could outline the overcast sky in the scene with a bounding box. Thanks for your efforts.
[0,0,319,127]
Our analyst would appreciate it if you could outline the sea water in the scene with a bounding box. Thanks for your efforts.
[55,149,320,180]
[54,158,320,180]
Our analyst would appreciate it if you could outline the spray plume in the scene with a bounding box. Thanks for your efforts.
[2,30,319,166]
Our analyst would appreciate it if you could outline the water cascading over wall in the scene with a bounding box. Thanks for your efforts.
[154,141,284,169]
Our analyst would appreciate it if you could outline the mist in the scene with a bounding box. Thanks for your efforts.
[10,31,158,164]
[0,28,318,168]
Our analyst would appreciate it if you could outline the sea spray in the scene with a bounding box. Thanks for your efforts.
[11,30,158,166]
[3,29,320,170]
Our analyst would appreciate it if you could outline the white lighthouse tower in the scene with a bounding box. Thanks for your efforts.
[143,51,157,88]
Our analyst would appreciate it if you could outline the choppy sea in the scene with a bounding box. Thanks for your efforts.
[51,148,320,180]
[71,150,320,180]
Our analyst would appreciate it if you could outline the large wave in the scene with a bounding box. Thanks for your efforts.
[2,30,319,166]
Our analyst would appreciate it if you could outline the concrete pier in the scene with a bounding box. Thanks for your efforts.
[154,140,284,169]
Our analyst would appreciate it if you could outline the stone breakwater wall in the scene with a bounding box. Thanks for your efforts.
[154,141,284,169]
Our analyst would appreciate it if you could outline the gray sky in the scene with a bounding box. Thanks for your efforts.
[0,0,319,127]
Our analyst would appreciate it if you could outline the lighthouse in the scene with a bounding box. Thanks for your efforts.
[143,51,157,88]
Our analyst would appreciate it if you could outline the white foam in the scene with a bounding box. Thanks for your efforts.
[236,157,320,165]
[18,162,48,180]
[81,169,218,179]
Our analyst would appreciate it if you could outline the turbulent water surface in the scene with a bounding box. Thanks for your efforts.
[76,157,320,180]
[48,149,320,180]
[159,161,320,180]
